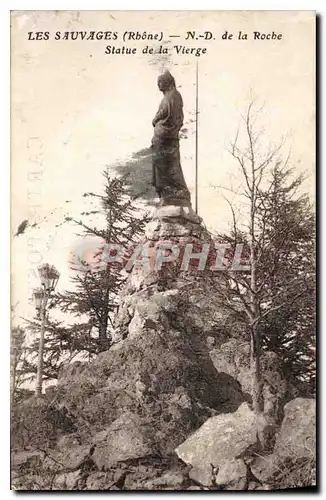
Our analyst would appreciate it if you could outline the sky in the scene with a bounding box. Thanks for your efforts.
[11,10,315,323]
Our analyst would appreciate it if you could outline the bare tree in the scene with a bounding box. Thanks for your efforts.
[212,102,313,413]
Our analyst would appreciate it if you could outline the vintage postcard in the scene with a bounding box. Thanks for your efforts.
[11,10,316,491]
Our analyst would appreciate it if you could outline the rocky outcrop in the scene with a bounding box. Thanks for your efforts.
[11,207,316,491]
[46,294,244,459]
[176,403,259,467]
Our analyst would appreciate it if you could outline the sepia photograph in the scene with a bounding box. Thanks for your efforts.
[10,9,316,491]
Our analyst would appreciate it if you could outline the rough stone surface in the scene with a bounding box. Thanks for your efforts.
[250,455,279,485]
[274,398,316,460]
[12,450,43,469]
[92,412,154,469]
[175,403,259,469]
[142,471,185,490]
[60,444,92,470]
[214,458,247,490]
[57,434,81,451]
[40,443,92,474]
[249,398,316,489]
[53,473,67,489]
[86,472,115,490]
[189,465,214,487]
[122,461,188,490]
[65,470,81,490]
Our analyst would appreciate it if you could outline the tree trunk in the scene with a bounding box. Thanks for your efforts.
[250,326,264,413]
[98,320,108,352]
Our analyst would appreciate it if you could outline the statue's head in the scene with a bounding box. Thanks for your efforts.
[157,71,176,92]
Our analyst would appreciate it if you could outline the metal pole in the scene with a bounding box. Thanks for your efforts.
[35,292,48,396]
[195,59,199,214]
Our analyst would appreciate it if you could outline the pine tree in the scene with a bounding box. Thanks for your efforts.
[256,165,316,393]
[11,326,29,404]
[55,173,148,353]
[20,318,94,382]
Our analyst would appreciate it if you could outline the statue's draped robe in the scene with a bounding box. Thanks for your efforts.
[151,85,191,205]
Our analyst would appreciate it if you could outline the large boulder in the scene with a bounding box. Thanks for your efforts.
[214,458,248,490]
[38,214,248,480]
[175,402,259,468]
[274,398,316,461]
[92,412,154,469]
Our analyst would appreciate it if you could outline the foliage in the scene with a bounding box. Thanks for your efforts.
[54,173,148,353]
[11,327,30,404]
[20,318,94,384]
[256,165,315,392]
[268,457,316,490]
[211,102,315,410]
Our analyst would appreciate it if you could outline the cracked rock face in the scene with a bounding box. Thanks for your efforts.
[175,402,259,468]
[274,398,316,461]
[12,208,244,490]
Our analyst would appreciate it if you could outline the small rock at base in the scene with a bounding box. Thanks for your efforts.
[189,465,214,487]
[65,470,81,490]
[214,458,247,490]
